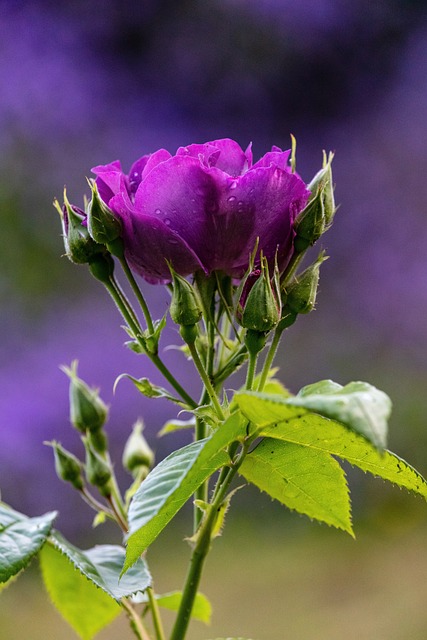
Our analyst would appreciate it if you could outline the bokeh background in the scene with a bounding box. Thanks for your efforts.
[1,1,427,638]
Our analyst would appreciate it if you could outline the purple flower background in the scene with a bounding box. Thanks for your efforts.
[1,0,427,534]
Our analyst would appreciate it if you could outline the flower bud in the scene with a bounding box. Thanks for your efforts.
[282,251,328,315]
[307,151,336,227]
[238,258,281,333]
[169,268,203,329]
[54,190,104,264]
[122,420,154,476]
[61,361,108,434]
[86,180,122,245]
[293,188,326,253]
[83,437,112,496]
[46,441,84,491]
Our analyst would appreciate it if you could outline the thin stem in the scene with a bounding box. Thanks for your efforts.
[245,350,258,391]
[106,495,128,533]
[280,250,304,286]
[119,255,155,334]
[146,587,166,640]
[187,341,225,421]
[121,599,152,640]
[102,279,197,408]
[257,326,284,392]
[79,488,115,518]
[170,444,248,640]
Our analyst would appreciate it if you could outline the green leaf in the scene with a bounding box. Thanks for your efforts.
[0,510,57,583]
[240,439,353,534]
[49,531,152,600]
[236,380,391,450]
[158,417,196,437]
[235,393,427,498]
[135,590,212,624]
[0,502,26,528]
[114,374,183,404]
[293,380,391,449]
[125,412,247,571]
[40,542,120,640]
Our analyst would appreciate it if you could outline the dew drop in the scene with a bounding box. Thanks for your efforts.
[229,180,237,190]
[154,208,162,215]
[164,218,171,226]
[227,196,236,204]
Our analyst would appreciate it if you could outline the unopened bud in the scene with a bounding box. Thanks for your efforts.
[47,441,84,490]
[83,437,112,496]
[293,188,326,253]
[87,180,122,245]
[88,252,115,284]
[54,190,104,264]
[282,252,328,315]
[61,361,108,433]
[238,258,281,333]
[169,267,203,330]
[122,420,154,476]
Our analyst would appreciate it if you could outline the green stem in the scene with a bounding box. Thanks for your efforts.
[170,445,248,640]
[119,255,155,335]
[186,341,225,421]
[257,326,284,392]
[121,599,152,640]
[102,279,197,408]
[245,349,258,391]
[146,587,166,640]
[280,250,305,286]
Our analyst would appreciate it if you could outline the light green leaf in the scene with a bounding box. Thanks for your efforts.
[158,417,196,437]
[135,590,212,624]
[40,543,120,640]
[49,532,152,600]
[235,393,427,498]
[125,412,247,571]
[240,439,353,534]
[0,510,57,583]
[236,380,391,450]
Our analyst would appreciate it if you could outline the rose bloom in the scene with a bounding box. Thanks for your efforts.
[93,138,309,283]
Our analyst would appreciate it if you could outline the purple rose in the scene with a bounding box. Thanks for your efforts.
[92,138,310,283]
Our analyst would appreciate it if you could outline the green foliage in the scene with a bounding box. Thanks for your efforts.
[237,380,391,449]
[240,439,352,533]
[0,504,56,583]
[125,412,247,570]
[114,374,183,404]
[235,390,427,500]
[137,590,212,623]
[40,542,121,640]
[47,531,152,600]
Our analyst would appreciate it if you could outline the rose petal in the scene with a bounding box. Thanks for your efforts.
[109,191,206,282]
[92,160,125,204]
[134,155,221,271]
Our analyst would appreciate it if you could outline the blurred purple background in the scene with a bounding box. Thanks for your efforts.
[1,0,427,535]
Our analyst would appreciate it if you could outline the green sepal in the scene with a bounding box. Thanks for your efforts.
[61,360,108,434]
[86,179,122,245]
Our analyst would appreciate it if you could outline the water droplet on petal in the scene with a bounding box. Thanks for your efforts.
[229,180,237,190]
[227,196,236,204]
[164,218,171,226]
[154,208,162,215]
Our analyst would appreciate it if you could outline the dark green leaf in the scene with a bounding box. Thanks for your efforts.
[49,531,152,600]
[0,509,56,583]
[125,412,247,571]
